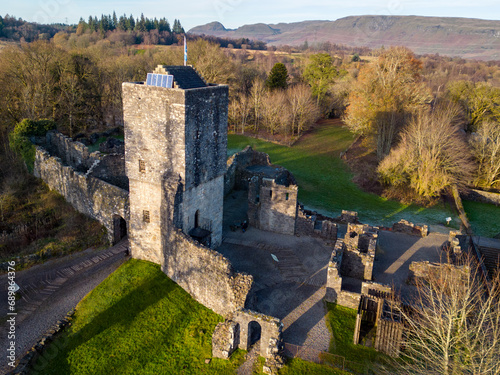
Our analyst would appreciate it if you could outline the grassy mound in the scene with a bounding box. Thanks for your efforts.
[30,259,245,374]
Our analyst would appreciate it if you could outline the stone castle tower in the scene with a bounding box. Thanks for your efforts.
[122,65,228,264]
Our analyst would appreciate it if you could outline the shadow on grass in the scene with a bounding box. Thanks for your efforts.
[30,259,242,375]
[30,271,173,374]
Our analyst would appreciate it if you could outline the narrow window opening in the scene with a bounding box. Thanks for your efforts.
[285,193,289,201]
[269,190,273,198]
[139,160,146,172]
[143,210,150,223]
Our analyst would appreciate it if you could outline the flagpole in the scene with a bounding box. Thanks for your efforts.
[184,35,187,66]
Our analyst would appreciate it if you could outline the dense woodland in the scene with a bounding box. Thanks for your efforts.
[1,14,500,260]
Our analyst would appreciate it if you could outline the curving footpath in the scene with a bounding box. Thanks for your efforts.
[0,240,129,374]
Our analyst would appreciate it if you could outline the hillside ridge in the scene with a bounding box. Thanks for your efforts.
[189,15,500,60]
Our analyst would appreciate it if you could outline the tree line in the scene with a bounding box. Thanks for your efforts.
[343,46,500,202]
[0,33,499,201]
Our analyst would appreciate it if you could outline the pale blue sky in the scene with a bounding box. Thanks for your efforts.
[3,0,500,30]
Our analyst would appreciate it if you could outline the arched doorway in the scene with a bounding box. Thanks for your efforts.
[113,215,127,244]
[247,321,262,348]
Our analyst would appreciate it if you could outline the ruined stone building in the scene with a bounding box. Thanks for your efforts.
[34,66,284,372]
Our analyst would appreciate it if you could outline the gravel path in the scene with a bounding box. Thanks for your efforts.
[0,240,129,374]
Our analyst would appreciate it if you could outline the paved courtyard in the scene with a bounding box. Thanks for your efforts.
[219,190,449,354]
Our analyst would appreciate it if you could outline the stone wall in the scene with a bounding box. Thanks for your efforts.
[248,177,298,236]
[341,223,377,280]
[361,281,393,298]
[181,176,224,248]
[232,309,282,356]
[339,210,359,223]
[212,320,240,359]
[90,154,128,190]
[337,290,362,310]
[225,146,272,194]
[42,131,128,190]
[161,228,253,317]
[212,309,284,373]
[463,188,500,206]
[392,219,428,237]
[296,205,338,240]
[408,261,469,284]
[325,240,344,302]
[33,147,129,244]
[44,131,94,171]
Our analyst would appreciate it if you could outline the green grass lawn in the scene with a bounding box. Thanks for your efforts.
[326,303,391,374]
[31,259,245,375]
[463,200,500,238]
[279,358,349,375]
[228,122,499,235]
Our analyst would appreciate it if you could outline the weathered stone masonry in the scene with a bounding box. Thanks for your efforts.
[33,146,129,245]
[122,66,253,318]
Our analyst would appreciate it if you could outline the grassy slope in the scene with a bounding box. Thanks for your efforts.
[32,259,246,375]
[34,258,348,375]
[228,121,459,229]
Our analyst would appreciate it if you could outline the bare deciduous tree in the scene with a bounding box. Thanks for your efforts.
[250,78,266,131]
[287,84,319,137]
[470,121,500,189]
[228,94,252,134]
[393,257,500,375]
[378,104,474,199]
[261,90,289,135]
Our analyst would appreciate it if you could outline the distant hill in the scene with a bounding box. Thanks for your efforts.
[189,16,500,60]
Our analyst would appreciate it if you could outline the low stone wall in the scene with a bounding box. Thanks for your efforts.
[361,281,393,298]
[33,147,129,244]
[408,261,469,284]
[339,210,359,224]
[42,131,128,190]
[213,309,284,373]
[225,146,272,194]
[325,240,343,302]
[162,229,253,318]
[337,290,361,310]
[212,320,240,359]
[44,131,96,171]
[296,206,338,240]
[463,188,500,206]
[392,219,428,237]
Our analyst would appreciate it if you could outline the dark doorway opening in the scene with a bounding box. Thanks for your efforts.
[113,215,127,244]
[195,210,200,228]
[248,321,262,347]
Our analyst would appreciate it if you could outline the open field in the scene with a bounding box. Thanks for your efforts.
[228,120,461,231]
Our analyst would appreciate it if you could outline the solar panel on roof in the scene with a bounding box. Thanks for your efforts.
[160,75,168,88]
[145,73,174,88]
